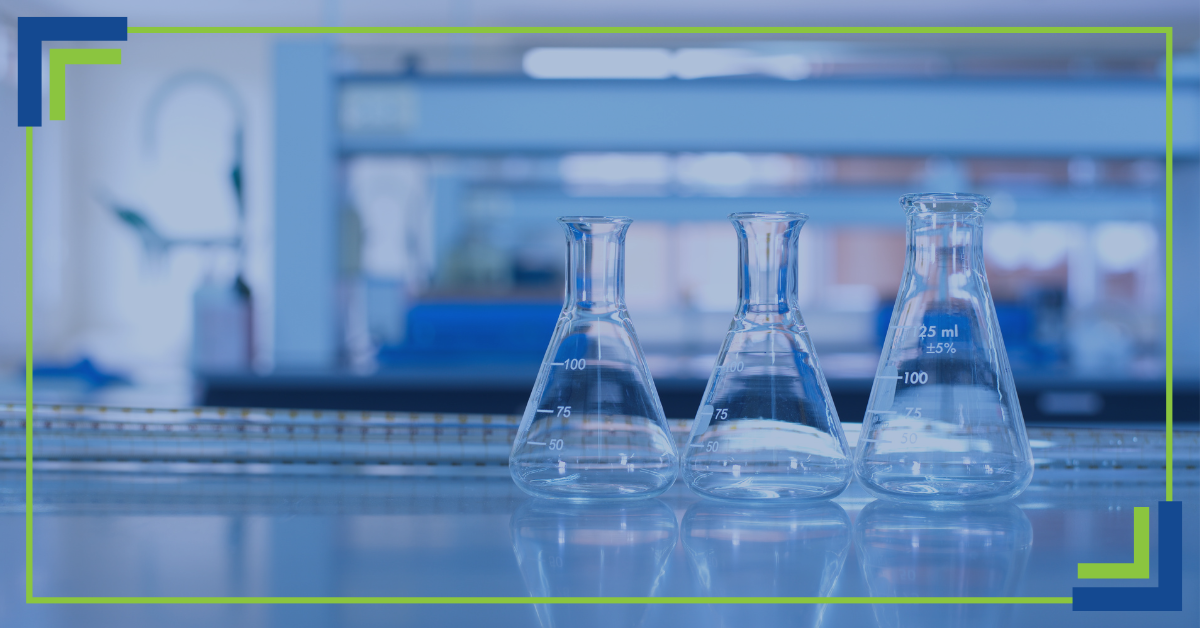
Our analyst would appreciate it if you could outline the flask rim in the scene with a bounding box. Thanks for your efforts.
[557,215,633,225]
[727,211,809,222]
[901,192,991,214]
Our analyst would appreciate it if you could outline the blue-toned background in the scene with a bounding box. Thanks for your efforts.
[0,4,1199,628]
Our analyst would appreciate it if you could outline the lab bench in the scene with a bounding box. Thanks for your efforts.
[199,369,1199,425]
[1,466,1195,628]
[1,400,1194,628]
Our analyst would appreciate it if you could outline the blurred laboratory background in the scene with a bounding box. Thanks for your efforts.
[0,3,1197,426]
[1,4,1199,628]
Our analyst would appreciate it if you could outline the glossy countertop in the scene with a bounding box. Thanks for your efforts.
[0,465,1195,628]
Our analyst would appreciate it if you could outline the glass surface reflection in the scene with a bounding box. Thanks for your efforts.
[855,500,1033,628]
[681,502,852,627]
[510,499,678,628]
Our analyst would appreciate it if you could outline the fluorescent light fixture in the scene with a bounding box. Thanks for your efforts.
[1093,221,1155,271]
[524,48,811,80]
[673,49,811,81]
[562,152,805,190]
[985,222,1072,271]
[676,153,802,188]
[672,48,752,80]
[1026,223,1071,270]
[754,53,813,80]
[985,222,1026,270]
[523,48,672,79]
[559,153,672,186]
[676,153,755,188]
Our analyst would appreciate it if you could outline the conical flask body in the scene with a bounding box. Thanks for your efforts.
[683,213,851,502]
[510,217,678,500]
[854,194,1033,504]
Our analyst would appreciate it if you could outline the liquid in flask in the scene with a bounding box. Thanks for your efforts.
[854,193,1034,504]
[510,216,678,500]
[683,212,852,502]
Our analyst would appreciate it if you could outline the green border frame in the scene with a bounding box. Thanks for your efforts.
[23,25,1174,606]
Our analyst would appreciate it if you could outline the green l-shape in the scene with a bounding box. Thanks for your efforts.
[1078,507,1150,579]
[48,48,122,121]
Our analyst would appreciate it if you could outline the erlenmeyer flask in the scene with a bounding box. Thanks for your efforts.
[510,216,678,500]
[683,212,851,501]
[855,193,1034,503]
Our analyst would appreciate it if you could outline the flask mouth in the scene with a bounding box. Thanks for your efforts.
[901,193,990,214]
[728,211,809,222]
[558,215,633,226]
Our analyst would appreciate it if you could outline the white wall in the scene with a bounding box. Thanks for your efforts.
[50,34,274,382]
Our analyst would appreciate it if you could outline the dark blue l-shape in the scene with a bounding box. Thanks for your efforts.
[17,17,128,127]
[1073,501,1184,612]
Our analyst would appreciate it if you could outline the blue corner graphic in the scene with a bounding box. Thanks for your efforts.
[1073,501,1183,612]
[17,17,128,127]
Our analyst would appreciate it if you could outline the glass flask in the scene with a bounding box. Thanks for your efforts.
[855,500,1032,628]
[683,212,852,501]
[855,193,1034,503]
[511,500,677,628]
[510,216,678,500]
[682,501,851,628]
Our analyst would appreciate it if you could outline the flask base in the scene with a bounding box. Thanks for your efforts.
[511,464,676,501]
[684,473,850,502]
[857,466,1032,505]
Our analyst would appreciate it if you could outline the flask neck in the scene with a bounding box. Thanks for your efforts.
[905,211,986,284]
[733,216,805,318]
[562,220,628,313]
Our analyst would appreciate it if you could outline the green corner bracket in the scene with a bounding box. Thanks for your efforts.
[1077,507,1151,579]
[20,23,1175,608]
[48,48,122,121]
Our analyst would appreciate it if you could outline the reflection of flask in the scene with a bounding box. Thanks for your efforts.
[683,213,851,501]
[510,217,678,500]
[855,500,1033,628]
[856,194,1033,504]
[510,500,678,628]
[682,501,851,628]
